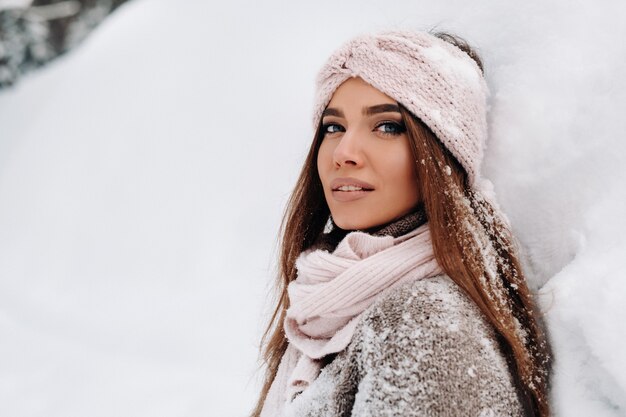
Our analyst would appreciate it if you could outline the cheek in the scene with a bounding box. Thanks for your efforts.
[400,156,418,184]
[384,144,418,196]
[384,143,414,177]
[317,141,333,185]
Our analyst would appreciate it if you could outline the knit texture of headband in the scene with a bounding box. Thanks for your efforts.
[313,31,490,185]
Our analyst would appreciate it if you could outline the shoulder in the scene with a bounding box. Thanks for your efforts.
[374,274,476,318]
[354,275,509,376]
[348,275,524,416]
[357,275,490,346]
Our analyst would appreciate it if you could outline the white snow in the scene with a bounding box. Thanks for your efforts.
[421,43,481,86]
[1,0,625,416]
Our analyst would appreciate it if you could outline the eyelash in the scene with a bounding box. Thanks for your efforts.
[376,121,406,135]
[321,121,406,137]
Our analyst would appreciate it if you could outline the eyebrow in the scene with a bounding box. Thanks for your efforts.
[364,103,401,116]
[322,103,401,118]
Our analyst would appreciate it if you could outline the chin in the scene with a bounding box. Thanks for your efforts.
[333,215,378,231]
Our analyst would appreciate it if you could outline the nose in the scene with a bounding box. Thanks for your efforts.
[332,128,363,168]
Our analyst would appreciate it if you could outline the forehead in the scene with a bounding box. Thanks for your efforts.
[327,77,396,109]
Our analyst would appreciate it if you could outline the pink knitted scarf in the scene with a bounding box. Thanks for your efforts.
[260,222,443,416]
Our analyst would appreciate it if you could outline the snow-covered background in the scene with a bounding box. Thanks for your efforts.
[1,0,625,416]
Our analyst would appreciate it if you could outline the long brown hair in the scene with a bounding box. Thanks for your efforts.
[252,32,552,417]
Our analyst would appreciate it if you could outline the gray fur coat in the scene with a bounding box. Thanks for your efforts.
[282,275,525,417]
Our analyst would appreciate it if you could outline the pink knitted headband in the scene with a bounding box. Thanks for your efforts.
[313,31,489,185]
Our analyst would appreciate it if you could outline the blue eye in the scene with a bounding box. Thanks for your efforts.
[322,123,344,135]
[376,121,406,135]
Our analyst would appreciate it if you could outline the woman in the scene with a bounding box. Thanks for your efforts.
[253,31,552,417]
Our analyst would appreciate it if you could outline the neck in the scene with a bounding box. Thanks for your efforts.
[313,203,427,252]
[366,206,427,237]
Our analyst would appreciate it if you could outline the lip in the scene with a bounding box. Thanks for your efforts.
[330,177,374,202]
[330,177,375,191]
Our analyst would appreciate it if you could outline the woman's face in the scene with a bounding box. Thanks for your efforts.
[317,77,421,231]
